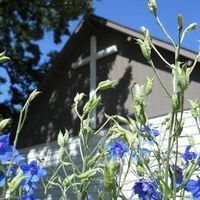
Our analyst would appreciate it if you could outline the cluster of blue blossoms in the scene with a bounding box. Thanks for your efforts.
[108,125,200,200]
[0,134,47,200]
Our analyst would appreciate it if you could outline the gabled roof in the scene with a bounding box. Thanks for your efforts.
[61,14,197,60]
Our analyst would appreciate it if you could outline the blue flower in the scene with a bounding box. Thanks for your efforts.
[171,165,183,185]
[20,160,47,193]
[133,178,161,200]
[181,145,197,164]
[108,140,129,160]
[0,172,6,187]
[184,178,200,199]
[22,192,36,200]
[132,147,150,163]
[0,134,25,164]
[140,125,160,143]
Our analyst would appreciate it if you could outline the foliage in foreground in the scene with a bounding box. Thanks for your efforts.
[0,0,200,199]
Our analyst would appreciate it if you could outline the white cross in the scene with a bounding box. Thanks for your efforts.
[72,36,118,128]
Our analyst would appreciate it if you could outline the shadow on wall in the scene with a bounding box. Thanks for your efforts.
[18,55,124,148]
[98,65,132,124]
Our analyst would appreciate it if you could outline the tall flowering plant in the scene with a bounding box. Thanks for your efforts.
[0,52,47,199]
[0,0,200,199]
[45,0,200,199]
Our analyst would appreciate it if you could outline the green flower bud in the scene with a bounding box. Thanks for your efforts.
[74,92,85,105]
[88,151,105,167]
[135,104,146,125]
[78,169,97,180]
[177,64,190,91]
[97,80,115,90]
[114,115,128,124]
[172,93,181,112]
[148,0,157,16]
[104,161,116,193]
[136,163,144,176]
[83,96,101,115]
[185,23,198,33]
[125,131,136,148]
[145,77,154,96]
[136,39,151,61]
[57,130,69,147]
[189,99,200,118]
[132,84,145,105]
[128,117,137,133]
[0,118,11,132]
[82,119,93,135]
[8,170,24,192]
[177,13,184,30]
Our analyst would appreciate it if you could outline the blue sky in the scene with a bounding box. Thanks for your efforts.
[1,0,200,102]
[39,0,200,57]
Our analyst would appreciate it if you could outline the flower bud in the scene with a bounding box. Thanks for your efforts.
[136,39,151,61]
[8,170,24,192]
[189,100,200,118]
[177,64,189,91]
[74,92,85,105]
[57,130,69,147]
[114,115,128,124]
[97,80,115,90]
[185,23,198,33]
[136,163,144,176]
[148,0,157,16]
[104,161,116,192]
[133,84,145,105]
[135,104,146,125]
[78,169,97,180]
[141,26,151,42]
[177,13,184,30]
[145,77,154,96]
[83,96,101,115]
[172,93,180,113]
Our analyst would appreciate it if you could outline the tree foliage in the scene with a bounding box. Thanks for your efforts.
[0,0,94,118]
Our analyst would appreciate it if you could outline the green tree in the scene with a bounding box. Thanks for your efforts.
[0,0,94,118]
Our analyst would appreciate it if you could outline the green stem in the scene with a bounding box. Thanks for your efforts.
[151,44,173,68]
[165,111,175,185]
[189,51,200,75]
[156,16,176,48]
[148,59,172,98]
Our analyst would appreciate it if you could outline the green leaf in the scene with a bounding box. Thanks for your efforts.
[97,80,115,90]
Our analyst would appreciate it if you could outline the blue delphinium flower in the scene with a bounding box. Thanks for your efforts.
[0,134,25,164]
[133,178,161,200]
[108,140,129,160]
[171,165,183,185]
[20,160,47,193]
[22,192,36,200]
[184,177,200,199]
[0,172,6,187]
[140,125,160,143]
[132,147,150,163]
[181,145,197,164]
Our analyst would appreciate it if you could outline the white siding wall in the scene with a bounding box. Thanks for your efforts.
[20,110,199,199]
